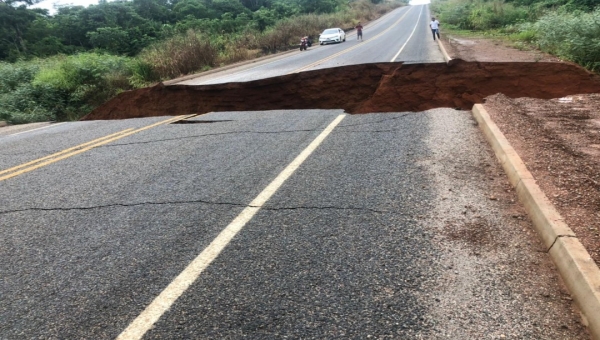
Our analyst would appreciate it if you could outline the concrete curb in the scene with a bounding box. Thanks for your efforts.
[436,35,452,64]
[472,104,600,339]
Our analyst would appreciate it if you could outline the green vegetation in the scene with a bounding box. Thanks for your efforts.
[0,0,406,123]
[0,54,134,123]
[431,0,599,70]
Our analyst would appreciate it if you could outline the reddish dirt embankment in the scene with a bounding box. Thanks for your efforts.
[484,93,600,266]
[82,60,600,120]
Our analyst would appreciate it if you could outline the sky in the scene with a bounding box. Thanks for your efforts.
[31,0,430,16]
[30,0,100,14]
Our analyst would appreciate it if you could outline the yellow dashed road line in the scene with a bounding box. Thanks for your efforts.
[0,115,196,182]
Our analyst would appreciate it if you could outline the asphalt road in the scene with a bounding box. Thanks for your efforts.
[178,5,444,86]
[0,4,589,340]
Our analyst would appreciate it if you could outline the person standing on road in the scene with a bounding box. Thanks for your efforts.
[430,17,440,41]
[356,22,363,41]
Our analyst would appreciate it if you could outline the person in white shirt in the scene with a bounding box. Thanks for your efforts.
[430,17,440,41]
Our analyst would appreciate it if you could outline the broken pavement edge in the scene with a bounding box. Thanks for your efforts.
[472,104,600,340]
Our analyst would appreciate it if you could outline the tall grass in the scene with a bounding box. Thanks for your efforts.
[432,0,600,72]
[534,9,600,71]
[255,0,401,53]
[0,61,50,123]
[0,54,134,123]
[432,0,528,30]
[136,30,218,80]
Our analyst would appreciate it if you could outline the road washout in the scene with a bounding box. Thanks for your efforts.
[82,60,600,120]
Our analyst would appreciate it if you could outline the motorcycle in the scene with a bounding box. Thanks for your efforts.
[300,37,308,51]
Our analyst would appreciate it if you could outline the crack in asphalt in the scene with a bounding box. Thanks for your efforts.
[96,129,318,147]
[91,122,413,148]
[0,200,403,216]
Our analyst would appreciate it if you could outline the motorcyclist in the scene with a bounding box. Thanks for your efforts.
[300,36,309,50]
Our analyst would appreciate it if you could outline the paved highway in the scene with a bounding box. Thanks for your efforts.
[0,5,589,340]
[178,5,443,85]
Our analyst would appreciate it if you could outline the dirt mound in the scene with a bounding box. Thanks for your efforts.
[82,60,600,120]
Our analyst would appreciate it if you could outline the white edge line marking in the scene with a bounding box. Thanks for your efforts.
[390,5,424,62]
[116,114,347,340]
[1,122,66,138]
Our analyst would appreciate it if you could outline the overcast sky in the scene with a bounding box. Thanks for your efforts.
[30,0,100,14]
[31,0,430,16]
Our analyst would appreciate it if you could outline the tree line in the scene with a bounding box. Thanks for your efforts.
[1,0,387,61]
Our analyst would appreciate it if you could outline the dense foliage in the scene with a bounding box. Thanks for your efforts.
[0,0,393,61]
[431,0,599,71]
[0,0,405,123]
[0,54,134,122]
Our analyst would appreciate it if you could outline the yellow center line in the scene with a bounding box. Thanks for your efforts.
[0,128,134,176]
[289,6,415,74]
[0,114,196,182]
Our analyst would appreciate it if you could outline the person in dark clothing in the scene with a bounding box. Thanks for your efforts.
[356,22,363,41]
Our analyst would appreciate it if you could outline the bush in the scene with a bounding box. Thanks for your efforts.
[32,53,135,120]
[137,29,218,79]
[254,0,401,53]
[0,53,136,123]
[534,9,600,70]
[0,60,55,123]
[435,0,529,30]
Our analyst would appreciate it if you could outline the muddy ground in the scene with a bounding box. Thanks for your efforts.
[444,33,600,267]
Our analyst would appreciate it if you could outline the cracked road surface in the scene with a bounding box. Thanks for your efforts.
[0,109,588,338]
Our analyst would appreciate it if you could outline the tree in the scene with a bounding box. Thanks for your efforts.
[173,0,212,20]
[0,0,41,6]
[0,3,39,60]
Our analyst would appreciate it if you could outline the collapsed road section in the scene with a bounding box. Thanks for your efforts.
[82,60,600,120]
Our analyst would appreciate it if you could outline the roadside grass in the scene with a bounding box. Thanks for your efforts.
[431,0,600,72]
[1,54,135,123]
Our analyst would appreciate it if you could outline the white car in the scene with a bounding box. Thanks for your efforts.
[319,28,346,45]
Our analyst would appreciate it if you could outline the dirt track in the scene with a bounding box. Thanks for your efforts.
[82,60,600,120]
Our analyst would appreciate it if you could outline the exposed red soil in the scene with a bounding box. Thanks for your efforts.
[82,60,600,120]
[484,94,600,265]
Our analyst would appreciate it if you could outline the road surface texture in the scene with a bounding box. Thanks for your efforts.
[0,4,590,339]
